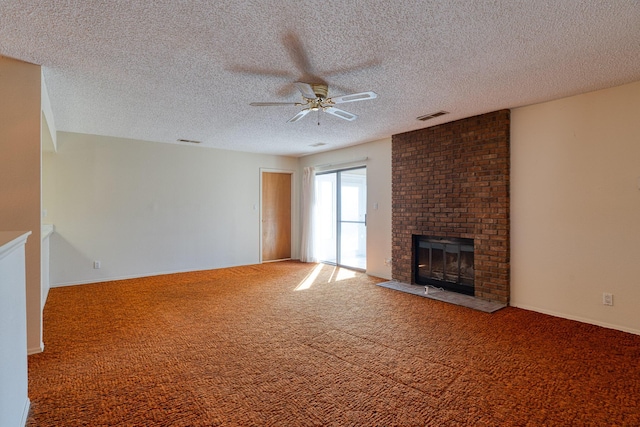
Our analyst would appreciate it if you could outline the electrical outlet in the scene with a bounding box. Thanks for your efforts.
[93,261,101,269]
[602,292,613,306]
[384,258,392,266]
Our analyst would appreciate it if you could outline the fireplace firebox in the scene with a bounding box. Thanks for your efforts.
[414,235,474,296]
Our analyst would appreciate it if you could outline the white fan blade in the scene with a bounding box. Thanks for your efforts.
[329,91,377,104]
[325,107,357,121]
[250,102,298,106]
[294,82,317,99]
[288,109,311,123]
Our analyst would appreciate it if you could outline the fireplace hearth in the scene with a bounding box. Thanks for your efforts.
[414,235,474,296]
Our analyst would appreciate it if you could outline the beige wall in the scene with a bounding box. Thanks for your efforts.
[43,132,299,285]
[511,80,640,334]
[43,134,390,285]
[0,55,43,353]
[299,138,392,280]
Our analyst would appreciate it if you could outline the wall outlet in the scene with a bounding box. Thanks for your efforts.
[602,292,613,306]
[384,258,392,266]
[93,261,101,269]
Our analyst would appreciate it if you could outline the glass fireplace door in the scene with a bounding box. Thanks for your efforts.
[415,236,474,295]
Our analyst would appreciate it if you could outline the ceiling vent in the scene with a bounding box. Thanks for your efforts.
[416,111,449,121]
[177,138,202,144]
[309,142,327,147]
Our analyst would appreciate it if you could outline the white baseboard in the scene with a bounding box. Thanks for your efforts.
[510,303,640,336]
[27,343,44,355]
[50,260,309,288]
[50,263,251,288]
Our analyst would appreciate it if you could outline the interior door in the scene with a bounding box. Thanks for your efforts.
[262,171,292,262]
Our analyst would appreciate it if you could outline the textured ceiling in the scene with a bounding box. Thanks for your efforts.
[1,1,639,157]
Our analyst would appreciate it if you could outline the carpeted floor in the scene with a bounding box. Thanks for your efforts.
[27,261,640,426]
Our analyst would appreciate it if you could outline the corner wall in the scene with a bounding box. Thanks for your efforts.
[299,138,392,280]
[511,80,640,334]
[0,55,43,353]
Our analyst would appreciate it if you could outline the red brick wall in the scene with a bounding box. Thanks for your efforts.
[392,110,510,304]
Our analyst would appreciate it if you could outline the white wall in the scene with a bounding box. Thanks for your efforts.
[0,232,31,427]
[41,225,53,308]
[0,55,43,354]
[511,80,640,335]
[299,138,392,280]
[43,132,298,286]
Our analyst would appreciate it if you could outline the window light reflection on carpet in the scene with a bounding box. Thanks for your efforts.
[295,263,324,291]
[329,266,357,282]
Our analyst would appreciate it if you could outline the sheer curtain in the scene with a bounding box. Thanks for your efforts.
[300,166,316,262]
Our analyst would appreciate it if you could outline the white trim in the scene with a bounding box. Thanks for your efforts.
[0,232,31,261]
[49,264,251,288]
[510,303,640,336]
[27,344,43,355]
[41,224,54,240]
[50,261,305,288]
[41,70,57,151]
[314,156,368,172]
[21,398,31,427]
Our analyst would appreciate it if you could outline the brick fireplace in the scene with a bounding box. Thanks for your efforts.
[391,110,510,304]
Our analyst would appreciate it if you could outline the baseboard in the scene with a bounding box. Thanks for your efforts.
[21,398,30,427]
[50,263,252,288]
[510,303,640,336]
[28,342,44,355]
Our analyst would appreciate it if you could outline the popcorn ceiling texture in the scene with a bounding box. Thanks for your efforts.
[1,1,639,156]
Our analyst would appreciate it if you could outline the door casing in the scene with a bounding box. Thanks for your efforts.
[261,170,293,262]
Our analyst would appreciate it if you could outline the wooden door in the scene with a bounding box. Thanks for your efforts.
[262,172,291,261]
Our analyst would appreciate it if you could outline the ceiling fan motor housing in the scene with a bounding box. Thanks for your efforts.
[310,83,328,99]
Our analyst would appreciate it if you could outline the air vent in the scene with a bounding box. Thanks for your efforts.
[416,111,449,121]
[177,138,202,144]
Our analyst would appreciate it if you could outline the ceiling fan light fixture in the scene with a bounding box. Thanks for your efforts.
[417,111,449,121]
[310,83,328,99]
[251,81,376,123]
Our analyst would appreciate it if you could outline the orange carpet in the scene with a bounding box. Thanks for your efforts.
[27,261,640,426]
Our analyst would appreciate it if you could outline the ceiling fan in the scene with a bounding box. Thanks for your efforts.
[250,82,377,123]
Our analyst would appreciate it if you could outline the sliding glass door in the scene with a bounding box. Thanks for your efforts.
[314,167,366,270]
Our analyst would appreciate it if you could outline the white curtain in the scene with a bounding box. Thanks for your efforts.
[300,166,316,262]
